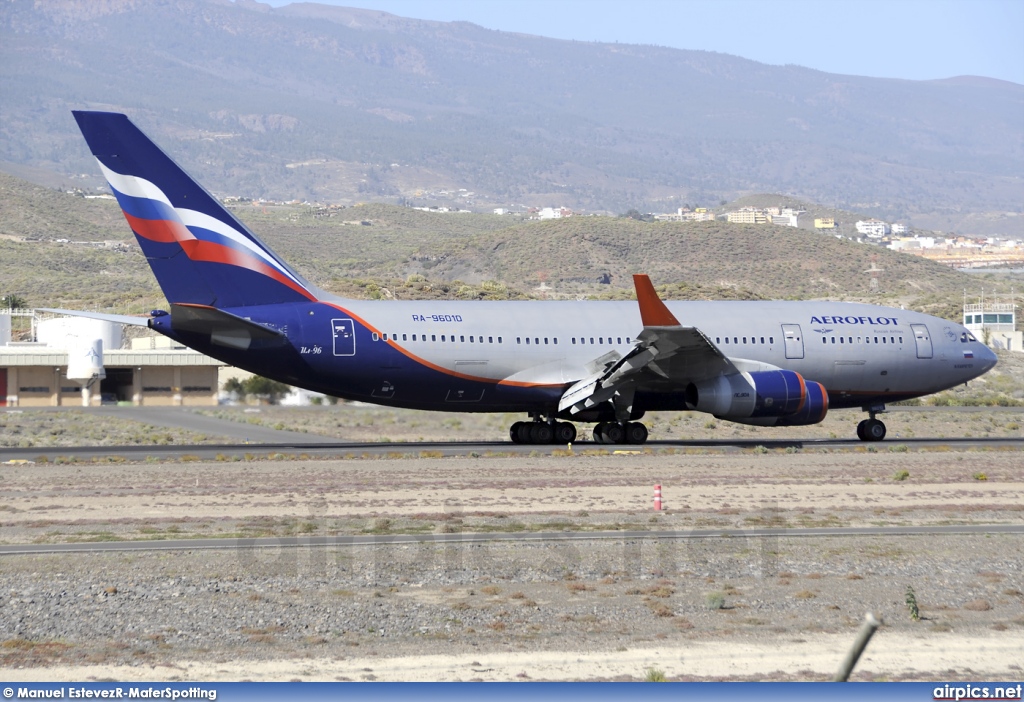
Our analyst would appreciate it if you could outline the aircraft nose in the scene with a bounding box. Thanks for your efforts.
[978,343,998,373]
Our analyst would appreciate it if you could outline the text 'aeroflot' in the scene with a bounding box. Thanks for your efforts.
[59,111,997,444]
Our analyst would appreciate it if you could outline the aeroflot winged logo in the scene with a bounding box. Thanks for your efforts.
[810,315,900,326]
[96,159,313,300]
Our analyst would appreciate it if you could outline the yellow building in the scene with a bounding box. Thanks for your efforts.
[1,346,224,407]
[814,218,836,229]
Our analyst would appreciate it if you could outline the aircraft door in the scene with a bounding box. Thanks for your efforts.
[331,318,355,356]
[911,323,933,359]
[781,324,804,359]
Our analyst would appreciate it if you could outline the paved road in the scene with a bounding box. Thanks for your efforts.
[2,435,1023,462]
[2,524,1022,557]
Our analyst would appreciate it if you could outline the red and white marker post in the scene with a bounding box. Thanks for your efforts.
[653,484,663,511]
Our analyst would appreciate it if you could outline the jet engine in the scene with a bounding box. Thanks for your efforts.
[685,369,809,420]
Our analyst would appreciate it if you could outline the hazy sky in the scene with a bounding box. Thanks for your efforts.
[263,0,1024,84]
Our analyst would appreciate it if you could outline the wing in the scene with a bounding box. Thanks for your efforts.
[558,275,736,416]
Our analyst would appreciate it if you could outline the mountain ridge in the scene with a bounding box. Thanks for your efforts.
[1,0,1021,234]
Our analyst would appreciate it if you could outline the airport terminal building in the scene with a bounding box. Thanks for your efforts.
[1,310,224,407]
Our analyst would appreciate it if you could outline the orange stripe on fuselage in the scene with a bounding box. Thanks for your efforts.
[318,301,562,389]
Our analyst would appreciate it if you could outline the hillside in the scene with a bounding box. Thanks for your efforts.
[0,0,1021,233]
[2,173,1020,325]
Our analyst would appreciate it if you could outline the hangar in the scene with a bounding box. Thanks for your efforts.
[1,309,224,407]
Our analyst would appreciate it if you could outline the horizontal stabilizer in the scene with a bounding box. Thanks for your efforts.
[169,304,286,350]
[38,308,152,327]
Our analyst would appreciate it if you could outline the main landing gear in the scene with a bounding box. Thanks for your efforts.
[510,420,577,445]
[856,405,887,442]
[508,419,649,445]
[592,421,648,445]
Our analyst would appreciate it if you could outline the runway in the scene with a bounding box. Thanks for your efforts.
[2,523,1022,557]
[2,435,1023,462]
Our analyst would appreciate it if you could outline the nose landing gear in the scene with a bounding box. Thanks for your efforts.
[856,405,887,441]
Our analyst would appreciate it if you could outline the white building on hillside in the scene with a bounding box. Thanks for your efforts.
[855,219,891,238]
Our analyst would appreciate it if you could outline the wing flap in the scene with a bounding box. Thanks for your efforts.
[558,275,736,416]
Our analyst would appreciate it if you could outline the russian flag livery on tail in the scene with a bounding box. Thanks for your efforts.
[63,111,998,444]
[73,111,316,308]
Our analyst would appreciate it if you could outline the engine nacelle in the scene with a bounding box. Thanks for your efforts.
[685,370,807,419]
[774,380,829,426]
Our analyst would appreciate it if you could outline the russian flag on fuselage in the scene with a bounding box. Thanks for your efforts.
[73,111,316,308]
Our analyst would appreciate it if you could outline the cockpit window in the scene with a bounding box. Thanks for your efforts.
[960,333,968,343]
[966,333,977,342]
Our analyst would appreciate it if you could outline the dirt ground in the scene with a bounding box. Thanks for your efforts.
[1,445,1022,681]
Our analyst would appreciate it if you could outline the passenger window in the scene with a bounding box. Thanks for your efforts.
[470,336,474,342]
[822,337,827,344]
[517,337,521,344]
[403,334,408,341]
[899,337,903,344]
[831,337,836,344]
[716,337,720,343]
[769,336,774,344]
[544,338,548,344]
[743,337,747,344]
[554,338,558,344]
[442,335,446,342]
[489,336,493,343]
[535,338,539,345]
[760,337,765,344]
[882,337,886,344]
[734,337,738,344]
[874,337,878,343]
[617,337,622,344]
[599,337,604,344]
[413,334,418,341]
[526,338,530,345]
[572,338,577,344]
[460,336,465,342]
[432,335,436,342]
[498,337,502,343]
[372,333,379,341]
[590,338,595,344]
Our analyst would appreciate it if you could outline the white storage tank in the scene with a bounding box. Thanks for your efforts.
[37,316,123,351]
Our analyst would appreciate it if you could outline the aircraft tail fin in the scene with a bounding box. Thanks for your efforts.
[72,110,317,308]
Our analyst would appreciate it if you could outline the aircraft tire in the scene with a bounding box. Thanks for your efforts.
[510,421,525,444]
[515,422,534,444]
[554,422,577,444]
[856,420,867,441]
[625,422,648,444]
[603,422,625,444]
[865,419,887,441]
[592,422,607,444]
[530,422,553,444]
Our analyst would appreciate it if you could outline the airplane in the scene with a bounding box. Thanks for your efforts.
[55,110,998,445]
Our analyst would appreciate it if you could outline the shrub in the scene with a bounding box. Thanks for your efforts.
[705,591,725,610]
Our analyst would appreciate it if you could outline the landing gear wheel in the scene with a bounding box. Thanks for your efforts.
[864,418,886,441]
[592,422,607,444]
[856,419,868,441]
[515,422,534,444]
[510,421,525,444]
[602,422,625,444]
[625,422,649,445]
[529,422,553,444]
[554,422,577,444]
